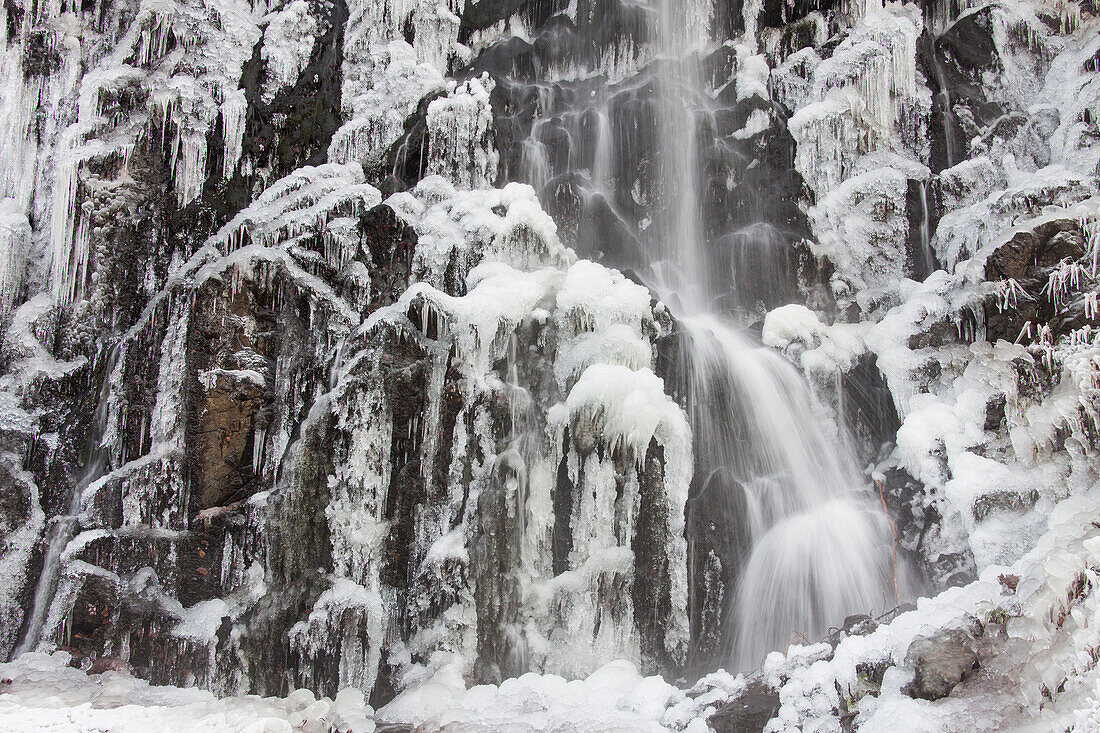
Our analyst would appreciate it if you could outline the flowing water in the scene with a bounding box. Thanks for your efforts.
[928,30,960,169]
[651,0,900,671]
[678,315,898,667]
[13,346,116,656]
[521,0,903,670]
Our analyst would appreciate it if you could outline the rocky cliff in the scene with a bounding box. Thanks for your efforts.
[0,0,1098,729]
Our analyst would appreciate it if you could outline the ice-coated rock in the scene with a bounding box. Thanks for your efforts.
[0,0,1099,731]
[903,628,979,701]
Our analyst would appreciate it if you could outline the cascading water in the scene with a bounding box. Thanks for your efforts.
[927,26,960,168]
[649,0,901,671]
[513,0,905,671]
[12,346,117,657]
[676,317,900,668]
[915,179,938,279]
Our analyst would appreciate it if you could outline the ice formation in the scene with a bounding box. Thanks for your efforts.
[0,0,1099,729]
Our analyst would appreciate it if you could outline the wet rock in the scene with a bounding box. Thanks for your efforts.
[984,393,1007,431]
[186,281,276,511]
[904,628,979,701]
[633,439,677,673]
[233,0,347,182]
[985,219,1084,282]
[907,321,957,351]
[878,466,978,590]
[972,487,1040,521]
[839,353,901,464]
[359,204,417,309]
[0,460,38,658]
[826,614,879,646]
[21,29,61,78]
[709,679,780,733]
[984,218,1096,346]
[918,7,1003,171]
[385,91,446,189]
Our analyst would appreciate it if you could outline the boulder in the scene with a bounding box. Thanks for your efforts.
[709,679,780,733]
[904,628,979,701]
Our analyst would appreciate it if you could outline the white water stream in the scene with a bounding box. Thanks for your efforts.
[648,0,901,669]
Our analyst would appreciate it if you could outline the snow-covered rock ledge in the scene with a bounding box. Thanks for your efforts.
[7,484,1100,732]
[0,651,378,732]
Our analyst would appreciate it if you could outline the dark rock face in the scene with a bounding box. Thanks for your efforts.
[904,627,979,701]
[0,458,38,658]
[879,465,978,590]
[918,12,999,172]
[385,90,447,190]
[633,439,677,672]
[972,487,1040,521]
[227,0,348,197]
[984,219,1096,346]
[186,282,276,511]
[27,180,413,694]
[840,353,901,465]
[684,464,750,673]
[709,679,781,732]
[459,0,568,39]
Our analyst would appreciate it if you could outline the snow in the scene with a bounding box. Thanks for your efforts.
[764,304,868,376]
[387,262,561,374]
[565,364,687,466]
[554,324,652,389]
[260,0,317,104]
[556,260,653,333]
[763,304,827,350]
[379,659,679,732]
[0,652,376,733]
[426,74,500,190]
[4,294,88,387]
[384,177,572,290]
[735,45,771,101]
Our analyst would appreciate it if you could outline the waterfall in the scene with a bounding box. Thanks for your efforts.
[915,178,938,279]
[649,0,900,672]
[12,346,117,658]
[928,34,960,169]
[510,0,904,671]
[677,316,898,668]
[530,0,900,671]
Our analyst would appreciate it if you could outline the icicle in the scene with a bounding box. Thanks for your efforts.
[175,130,208,207]
[425,74,499,190]
[221,90,247,178]
[1042,258,1092,311]
[0,200,29,316]
[252,424,265,474]
[49,154,86,304]
[997,278,1034,311]
[1085,292,1098,321]
[1016,320,1035,344]
[134,12,174,69]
